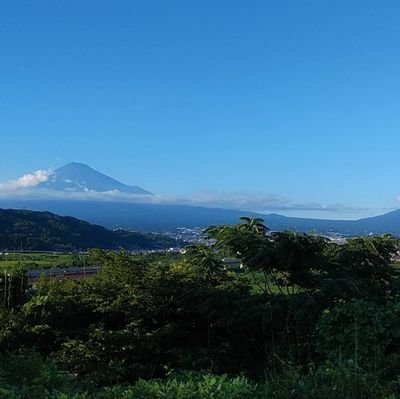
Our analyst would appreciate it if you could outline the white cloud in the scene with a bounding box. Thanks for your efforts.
[143,191,367,214]
[0,170,52,191]
[0,170,369,217]
[0,185,365,215]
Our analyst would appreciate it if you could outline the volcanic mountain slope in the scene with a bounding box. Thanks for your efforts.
[39,162,152,195]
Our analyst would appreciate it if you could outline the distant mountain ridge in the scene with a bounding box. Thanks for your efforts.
[0,208,178,251]
[39,162,152,195]
[0,199,399,236]
[253,210,400,236]
[1,162,399,236]
[0,200,262,232]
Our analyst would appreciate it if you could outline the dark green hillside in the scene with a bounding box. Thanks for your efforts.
[0,209,178,251]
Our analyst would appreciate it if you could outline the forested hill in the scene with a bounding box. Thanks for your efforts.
[0,209,179,251]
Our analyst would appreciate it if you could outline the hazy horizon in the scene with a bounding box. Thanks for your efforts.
[0,161,393,221]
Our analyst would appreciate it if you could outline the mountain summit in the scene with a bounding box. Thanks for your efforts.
[39,162,152,195]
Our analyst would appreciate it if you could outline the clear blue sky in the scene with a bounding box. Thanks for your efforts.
[1,1,400,218]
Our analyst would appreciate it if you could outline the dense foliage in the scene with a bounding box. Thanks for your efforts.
[0,209,180,250]
[1,217,400,397]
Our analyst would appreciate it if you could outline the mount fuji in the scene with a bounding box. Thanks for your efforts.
[38,162,152,195]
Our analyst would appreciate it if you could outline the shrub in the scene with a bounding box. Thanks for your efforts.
[100,372,261,399]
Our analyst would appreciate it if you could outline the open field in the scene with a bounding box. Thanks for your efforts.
[0,251,182,272]
[0,252,78,270]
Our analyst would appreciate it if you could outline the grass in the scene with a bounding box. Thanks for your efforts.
[0,253,78,270]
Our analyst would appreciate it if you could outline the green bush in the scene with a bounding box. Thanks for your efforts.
[0,351,88,399]
[0,355,397,399]
[100,373,260,399]
[264,363,395,399]
[316,299,400,376]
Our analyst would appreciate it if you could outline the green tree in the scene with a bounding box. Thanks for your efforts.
[0,267,29,310]
[185,244,225,285]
